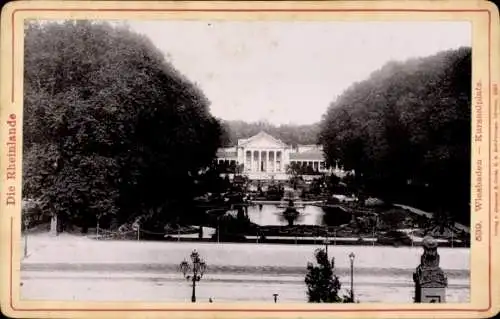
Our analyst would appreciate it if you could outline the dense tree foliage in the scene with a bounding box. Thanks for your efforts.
[319,47,471,225]
[23,21,222,231]
[221,120,320,147]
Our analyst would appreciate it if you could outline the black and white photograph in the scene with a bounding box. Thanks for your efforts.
[2,0,491,310]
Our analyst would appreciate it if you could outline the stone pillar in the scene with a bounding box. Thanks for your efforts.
[253,150,257,172]
[248,150,252,172]
[266,150,271,173]
[256,150,259,172]
[253,150,256,172]
[262,150,265,172]
[263,150,266,172]
[413,236,448,303]
[269,151,273,172]
[258,150,261,172]
[274,151,277,172]
[276,152,280,172]
[278,151,281,172]
[250,150,253,172]
[50,214,58,236]
[266,150,270,172]
[263,150,267,172]
[252,150,255,172]
[266,151,269,172]
[254,150,258,172]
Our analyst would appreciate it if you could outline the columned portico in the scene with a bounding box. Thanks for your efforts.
[245,149,282,173]
[234,132,289,179]
[216,131,349,181]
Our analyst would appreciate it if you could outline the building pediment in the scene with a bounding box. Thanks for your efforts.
[239,131,287,149]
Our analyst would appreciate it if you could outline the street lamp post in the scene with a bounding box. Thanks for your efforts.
[324,238,330,257]
[324,226,330,256]
[178,222,181,242]
[217,215,221,244]
[372,216,377,247]
[349,252,355,302]
[333,228,336,246]
[132,221,140,241]
[180,250,207,303]
[411,224,415,247]
[96,213,102,240]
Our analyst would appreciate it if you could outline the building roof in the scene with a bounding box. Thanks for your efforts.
[216,150,237,158]
[237,138,249,146]
[237,131,288,148]
[289,151,324,161]
[298,144,322,149]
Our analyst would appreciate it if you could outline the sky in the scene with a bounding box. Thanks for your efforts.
[128,21,470,125]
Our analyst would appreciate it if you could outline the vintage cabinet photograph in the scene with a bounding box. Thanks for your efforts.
[1,1,498,319]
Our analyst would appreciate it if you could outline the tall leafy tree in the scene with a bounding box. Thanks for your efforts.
[23,20,222,231]
[319,47,471,225]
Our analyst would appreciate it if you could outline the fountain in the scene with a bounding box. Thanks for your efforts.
[278,190,304,209]
[281,199,301,226]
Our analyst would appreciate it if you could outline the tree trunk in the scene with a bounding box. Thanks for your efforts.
[50,214,58,236]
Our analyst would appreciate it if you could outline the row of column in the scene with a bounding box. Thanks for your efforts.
[245,149,282,173]
[290,160,326,171]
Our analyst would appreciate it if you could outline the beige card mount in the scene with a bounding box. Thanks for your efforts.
[0,1,499,319]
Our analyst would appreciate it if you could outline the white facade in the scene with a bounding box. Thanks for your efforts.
[216,131,344,181]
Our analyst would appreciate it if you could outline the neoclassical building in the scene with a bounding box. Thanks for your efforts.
[216,131,346,181]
